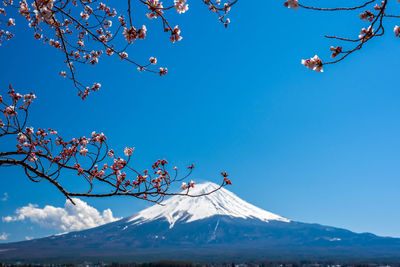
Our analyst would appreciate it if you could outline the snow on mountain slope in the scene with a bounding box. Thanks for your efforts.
[128,182,290,228]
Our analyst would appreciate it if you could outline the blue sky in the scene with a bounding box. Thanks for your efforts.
[2,0,400,242]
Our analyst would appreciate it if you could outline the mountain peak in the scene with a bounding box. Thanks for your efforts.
[184,181,220,194]
[128,181,290,228]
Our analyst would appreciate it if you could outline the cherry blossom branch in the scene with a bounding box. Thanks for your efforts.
[0,0,238,99]
[298,0,376,12]
[0,85,232,204]
[284,0,399,72]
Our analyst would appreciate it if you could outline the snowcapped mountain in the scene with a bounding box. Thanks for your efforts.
[1,182,400,262]
[128,182,290,228]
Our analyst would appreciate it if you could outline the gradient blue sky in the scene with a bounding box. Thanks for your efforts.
[2,0,400,242]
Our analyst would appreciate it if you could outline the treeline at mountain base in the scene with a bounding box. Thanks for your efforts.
[2,260,400,267]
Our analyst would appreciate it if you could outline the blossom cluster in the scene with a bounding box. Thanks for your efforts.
[359,26,374,40]
[284,0,299,10]
[0,2,15,45]
[330,46,342,58]
[123,26,147,43]
[175,0,189,14]
[181,180,195,190]
[202,0,235,28]
[301,55,323,72]
[394,25,400,37]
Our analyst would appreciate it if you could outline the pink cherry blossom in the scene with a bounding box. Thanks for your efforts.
[123,26,138,43]
[124,147,134,156]
[17,133,27,143]
[284,0,299,10]
[394,25,400,37]
[170,26,182,43]
[359,26,374,40]
[7,18,15,26]
[119,52,128,59]
[4,105,16,116]
[79,146,88,156]
[159,67,168,76]
[174,0,189,14]
[301,55,323,72]
[149,57,157,64]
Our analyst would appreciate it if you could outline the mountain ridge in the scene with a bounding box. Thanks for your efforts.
[1,181,400,262]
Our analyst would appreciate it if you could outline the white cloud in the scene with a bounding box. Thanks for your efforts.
[2,198,120,232]
[0,233,9,240]
[25,236,33,240]
[1,193,8,202]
